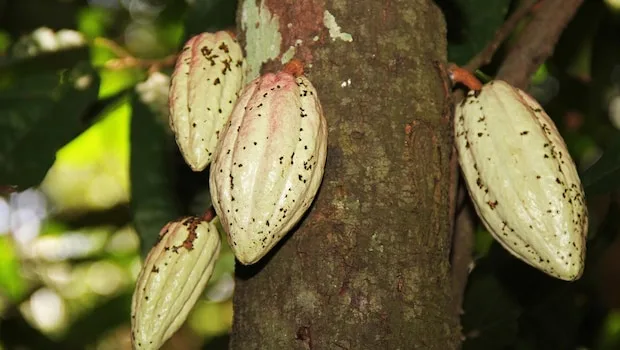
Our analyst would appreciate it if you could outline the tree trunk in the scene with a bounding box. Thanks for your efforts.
[231,1,460,348]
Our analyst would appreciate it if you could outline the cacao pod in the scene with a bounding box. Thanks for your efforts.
[131,216,221,349]
[455,80,587,281]
[168,31,245,171]
[209,71,328,265]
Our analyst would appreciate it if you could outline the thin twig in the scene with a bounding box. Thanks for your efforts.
[94,37,132,58]
[95,37,177,72]
[464,0,539,72]
[104,54,177,71]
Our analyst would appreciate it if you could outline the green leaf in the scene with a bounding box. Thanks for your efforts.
[446,0,512,66]
[0,46,90,73]
[0,62,100,188]
[130,93,182,258]
[462,265,521,350]
[0,236,27,302]
[184,0,238,39]
[581,136,620,195]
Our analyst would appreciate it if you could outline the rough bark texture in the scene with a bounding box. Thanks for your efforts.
[231,1,459,348]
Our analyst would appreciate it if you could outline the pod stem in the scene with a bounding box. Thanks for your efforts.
[447,64,483,91]
[203,206,217,222]
[283,59,305,77]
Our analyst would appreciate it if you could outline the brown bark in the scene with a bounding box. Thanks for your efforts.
[231,1,460,348]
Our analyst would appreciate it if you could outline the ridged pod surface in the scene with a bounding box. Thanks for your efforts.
[169,31,245,171]
[455,80,587,281]
[131,217,221,349]
[209,71,328,265]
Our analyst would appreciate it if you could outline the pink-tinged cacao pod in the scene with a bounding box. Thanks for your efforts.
[169,31,245,171]
[455,80,587,281]
[131,217,221,349]
[209,70,328,265]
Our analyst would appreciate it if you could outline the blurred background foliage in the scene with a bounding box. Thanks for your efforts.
[1,0,620,349]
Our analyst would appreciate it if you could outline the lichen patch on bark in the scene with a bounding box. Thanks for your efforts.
[240,0,283,82]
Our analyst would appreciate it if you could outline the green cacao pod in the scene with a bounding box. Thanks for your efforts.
[131,216,221,349]
[168,31,245,171]
[455,80,587,281]
[209,70,328,265]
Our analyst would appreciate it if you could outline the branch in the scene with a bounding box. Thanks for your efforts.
[451,187,475,316]
[496,0,585,88]
[464,0,539,72]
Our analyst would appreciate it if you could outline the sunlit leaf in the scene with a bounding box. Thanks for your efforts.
[0,30,11,55]
[0,236,27,302]
[41,97,130,213]
[188,299,233,336]
[98,68,144,99]
[598,311,620,350]
[77,6,116,40]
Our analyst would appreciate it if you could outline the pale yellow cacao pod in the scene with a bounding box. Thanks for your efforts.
[455,80,587,281]
[209,71,328,265]
[168,31,245,171]
[131,216,221,349]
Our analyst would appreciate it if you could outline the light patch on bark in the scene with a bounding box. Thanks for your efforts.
[241,0,282,82]
[323,10,353,42]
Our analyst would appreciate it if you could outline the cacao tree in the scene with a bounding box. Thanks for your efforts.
[2,0,620,349]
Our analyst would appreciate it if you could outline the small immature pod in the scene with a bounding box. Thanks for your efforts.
[209,67,328,265]
[168,31,245,171]
[131,217,221,350]
[455,80,588,281]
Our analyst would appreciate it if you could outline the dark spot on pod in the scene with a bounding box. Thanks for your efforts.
[520,131,529,135]
[214,77,221,85]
